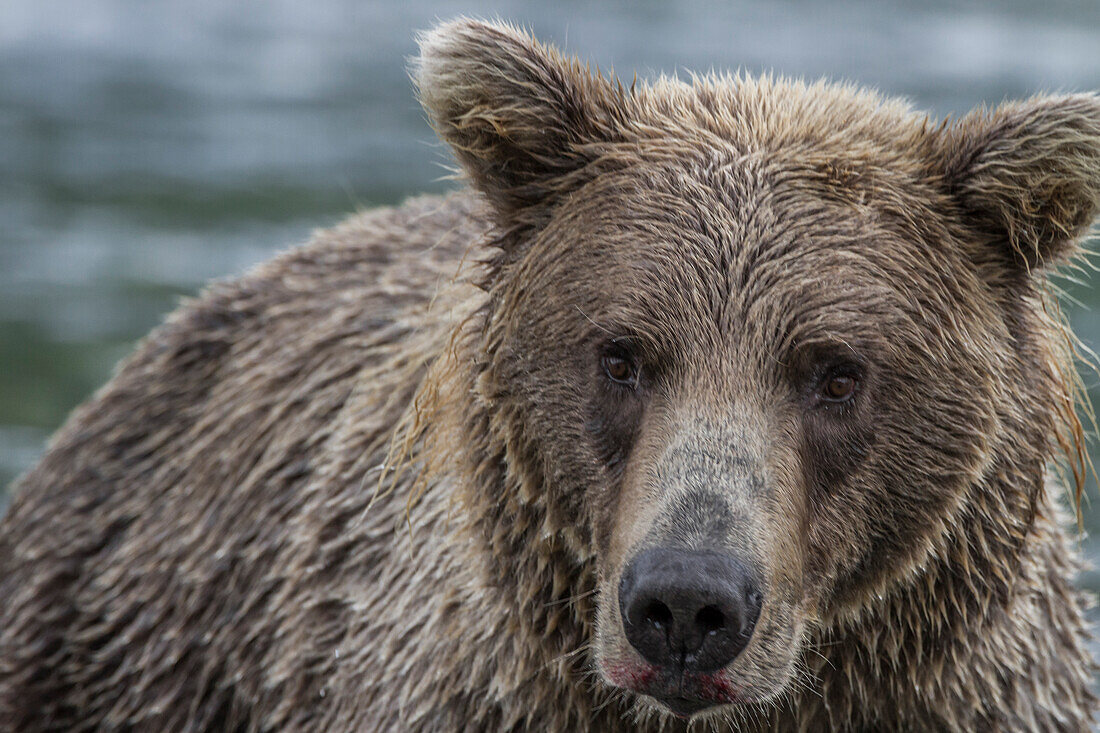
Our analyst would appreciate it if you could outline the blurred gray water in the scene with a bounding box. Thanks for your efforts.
[2,0,1100,617]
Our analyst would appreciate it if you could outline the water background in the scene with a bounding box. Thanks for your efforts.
[3,0,1100,629]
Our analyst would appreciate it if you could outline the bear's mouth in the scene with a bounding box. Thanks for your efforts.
[647,694,715,718]
[603,659,749,718]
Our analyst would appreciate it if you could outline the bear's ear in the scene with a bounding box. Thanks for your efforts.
[934,94,1100,271]
[413,19,626,214]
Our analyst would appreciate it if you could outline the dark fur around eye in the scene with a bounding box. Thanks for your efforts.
[588,342,646,474]
[800,360,872,493]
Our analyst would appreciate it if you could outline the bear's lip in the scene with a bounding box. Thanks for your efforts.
[648,694,715,718]
[602,659,747,717]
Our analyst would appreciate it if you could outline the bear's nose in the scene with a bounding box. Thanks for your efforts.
[618,548,762,673]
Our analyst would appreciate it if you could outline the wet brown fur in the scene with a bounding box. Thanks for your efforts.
[3,18,1100,732]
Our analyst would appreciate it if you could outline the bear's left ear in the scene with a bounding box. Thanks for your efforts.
[413,19,627,215]
[934,94,1100,271]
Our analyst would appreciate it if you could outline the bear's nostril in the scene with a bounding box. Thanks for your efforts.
[644,600,673,630]
[695,605,725,635]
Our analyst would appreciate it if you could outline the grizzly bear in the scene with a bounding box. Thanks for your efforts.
[2,17,1100,732]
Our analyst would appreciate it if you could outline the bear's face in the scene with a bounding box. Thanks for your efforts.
[486,153,1008,715]
[416,19,1100,722]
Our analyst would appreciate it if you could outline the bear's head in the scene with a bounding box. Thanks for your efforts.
[413,19,1100,723]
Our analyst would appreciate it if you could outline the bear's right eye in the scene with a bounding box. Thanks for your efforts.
[601,349,639,388]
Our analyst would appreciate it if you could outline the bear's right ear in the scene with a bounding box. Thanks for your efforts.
[933,94,1100,272]
[413,19,627,214]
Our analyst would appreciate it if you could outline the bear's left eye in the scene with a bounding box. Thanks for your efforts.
[601,349,639,387]
[819,373,858,403]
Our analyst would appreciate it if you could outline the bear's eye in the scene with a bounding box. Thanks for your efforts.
[602,350,639,387]
[820,374,857,403]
